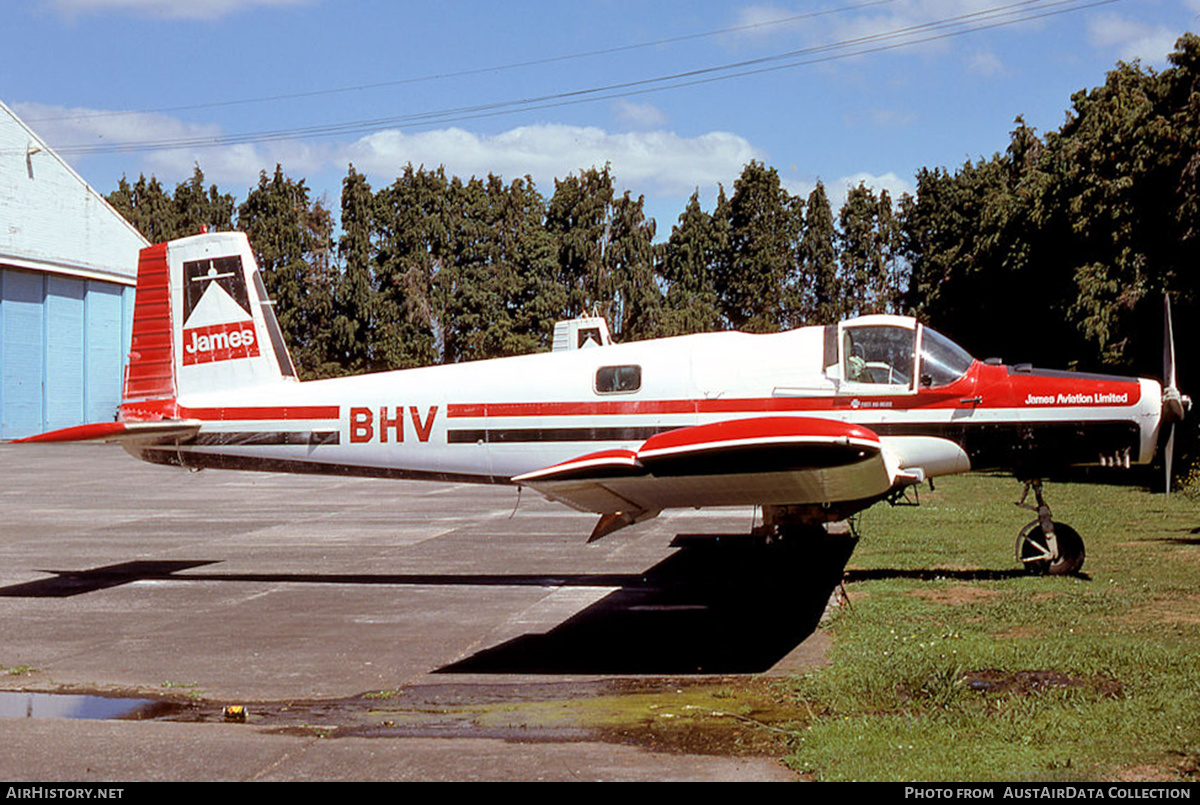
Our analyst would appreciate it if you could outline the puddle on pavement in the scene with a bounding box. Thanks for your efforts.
[0,691,183,720]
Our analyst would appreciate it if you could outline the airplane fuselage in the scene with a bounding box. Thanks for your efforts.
[126,321,1162,487]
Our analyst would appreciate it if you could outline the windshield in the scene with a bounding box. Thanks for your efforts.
[919,326,975,387]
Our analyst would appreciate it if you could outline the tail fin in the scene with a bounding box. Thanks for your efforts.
[121,231,296,421]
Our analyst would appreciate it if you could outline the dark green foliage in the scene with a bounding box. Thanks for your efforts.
[717,161,803,333]
[605,191,661,341]
[332,165,376,374]
[106,165,234,242]
[545,165,662,341]
[546,165,615,320]
[372,164,447,369]
[799,182,842,325]
[839,184,903,316]
[659,191,723,336]
[173,165,236,236]
[499,176,565,354]
[437,173,560,362]
[237,165,335,378]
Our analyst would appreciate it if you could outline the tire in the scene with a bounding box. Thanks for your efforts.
[1018,521,1085,576]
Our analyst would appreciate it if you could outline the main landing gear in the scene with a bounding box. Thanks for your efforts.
[1014,480,1085,575]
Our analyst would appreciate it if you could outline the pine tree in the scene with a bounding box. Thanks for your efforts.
[660,191,722,336]
[237,165,334,377]
[718,161,801,332]
[332,165,377,373]
[372,164,448,369]
[545,165,616,319]
[799,182,840,325]
[606,191,660,341]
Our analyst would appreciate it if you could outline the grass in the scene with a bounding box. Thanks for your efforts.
[782,472,1200,782]
[160,680,204,700]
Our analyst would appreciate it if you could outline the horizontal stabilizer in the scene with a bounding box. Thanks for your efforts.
[15,420,201,444]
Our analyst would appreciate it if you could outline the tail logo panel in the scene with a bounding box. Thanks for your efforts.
[184,322,258,365]
[182,256,260,366]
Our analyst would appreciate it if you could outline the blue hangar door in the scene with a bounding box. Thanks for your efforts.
[0,268,133,440]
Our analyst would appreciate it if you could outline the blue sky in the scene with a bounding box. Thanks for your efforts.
[6,0,1199,235]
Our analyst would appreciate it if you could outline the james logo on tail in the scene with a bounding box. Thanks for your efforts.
[181,257,259,366]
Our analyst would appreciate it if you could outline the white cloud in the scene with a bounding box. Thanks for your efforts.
[343,124,762,198]
[12,103,762,203]
[11,102,327,188]
[784,171,914,208]
[1087,12,1180,66]
[727,0,1044,65]
[965,49,1003,77]
[45,0,309,21]
[853,107,918,128]
[613,100,669,128]
[831,171,914,205]
[14,101,223,155]
[730,4,807,39]
[17,102,912,225]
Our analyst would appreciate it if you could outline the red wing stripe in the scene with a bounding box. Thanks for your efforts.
[639,417,880,457]
[638,434,882,461]
[513,449,643,483]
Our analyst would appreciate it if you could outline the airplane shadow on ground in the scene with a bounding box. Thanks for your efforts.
[0,534,856,675]
[438,534,856,675]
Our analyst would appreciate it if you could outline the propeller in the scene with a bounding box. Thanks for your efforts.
[1162,295,1191,497]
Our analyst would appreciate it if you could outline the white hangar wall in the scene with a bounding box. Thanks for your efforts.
[0,100,148,439]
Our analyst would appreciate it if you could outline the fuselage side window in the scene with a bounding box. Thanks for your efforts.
[842,326,915,387]
[595,365,642,394]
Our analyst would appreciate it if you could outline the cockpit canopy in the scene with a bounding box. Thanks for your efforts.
[835,316,975,390]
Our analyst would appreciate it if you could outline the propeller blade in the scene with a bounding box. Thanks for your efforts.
[1165,295,1177,393]
[1161,294,1188,498]
[1162,294,1189,423]
[1165,422,1175,499]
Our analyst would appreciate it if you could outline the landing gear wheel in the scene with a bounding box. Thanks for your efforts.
[1017,521,1085,576]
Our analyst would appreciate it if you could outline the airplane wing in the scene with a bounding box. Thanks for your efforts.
[15,420,202,445]
[513,417,935,541]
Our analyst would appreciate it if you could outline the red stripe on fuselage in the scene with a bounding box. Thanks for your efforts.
[448,394,959,418]
[179,405,341,421]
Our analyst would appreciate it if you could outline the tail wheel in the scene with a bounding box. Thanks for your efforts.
[1017,521,1085,576]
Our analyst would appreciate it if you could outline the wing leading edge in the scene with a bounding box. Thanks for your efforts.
[513,416,937,541]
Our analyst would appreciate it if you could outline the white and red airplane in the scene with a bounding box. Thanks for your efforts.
[19,231,1189,575]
